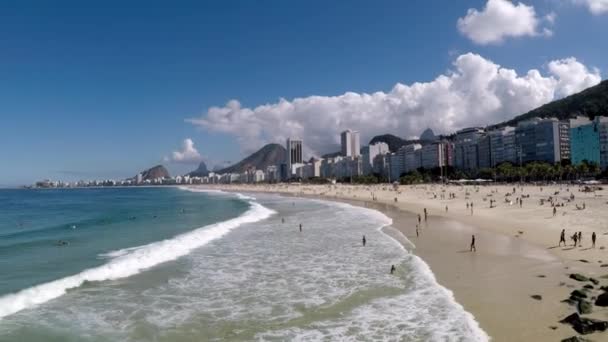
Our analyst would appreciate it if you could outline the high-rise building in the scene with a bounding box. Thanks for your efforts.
[286,138,303,178]
[340,129,360,157]
[488,127,516,167]
[421,142,447,169]
[361,142,389,175]
[570,116,600,166]
[403,144,422,173]
[477,135,492,169]
[559,121,571,162]
[515,118,562,164]
[453,127,485,171]
[597,117,608,171]
[389,153,404,182]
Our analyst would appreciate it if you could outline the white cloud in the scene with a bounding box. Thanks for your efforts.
[548,57,602,97]
[166,138,202,164]
[574,0,608,14]
[187,53,601,158]
[457,0,551,44]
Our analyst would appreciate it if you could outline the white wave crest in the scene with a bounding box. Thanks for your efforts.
[0,201,275,320]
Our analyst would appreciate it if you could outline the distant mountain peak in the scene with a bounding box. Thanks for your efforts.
[215,143,286,174]
[420,128,436,141]
[188,161,209,177]
[136,165,170,180]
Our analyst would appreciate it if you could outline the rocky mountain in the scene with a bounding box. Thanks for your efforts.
[497,79,608,128]
[216,143,287,174]
[138,165,170,180]
[420,128,436,141]
[187,161,209,177]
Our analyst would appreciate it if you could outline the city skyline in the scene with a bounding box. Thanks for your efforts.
[2,1,608,186]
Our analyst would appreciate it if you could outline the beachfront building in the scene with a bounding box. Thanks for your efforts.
[389,153,404,182]
[320,157,336,179]
[298,159,322,179]
[453,127,485,172]
[361,142,389,175]
[570,117,600,166]
[488,127,516,167]
[340,129,361,158]
[598,117,608,170]
[373,154,390,179]
[403,144,422,173]
[559,121,571,162]
[286,138,303,179]
[420,141,447,169]
[515,118,563,164]
[265,165,279,183]
[477,135,492,169]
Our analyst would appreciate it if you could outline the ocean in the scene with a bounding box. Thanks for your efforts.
[0,187,488,341]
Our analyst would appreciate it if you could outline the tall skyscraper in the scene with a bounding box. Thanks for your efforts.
[341,129,360,157]
[286,138,303,177]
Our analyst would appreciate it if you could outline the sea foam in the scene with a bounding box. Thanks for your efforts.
[0,196,275,320]
[304,198,490,342]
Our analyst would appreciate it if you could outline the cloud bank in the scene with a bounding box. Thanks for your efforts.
[457,0,552,44]
[187,53,601,158]
[574,0,608,14]
[166,138,202,164]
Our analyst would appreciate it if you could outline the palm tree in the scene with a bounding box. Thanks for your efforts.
[577,162,589,179]
[553,164,563,182]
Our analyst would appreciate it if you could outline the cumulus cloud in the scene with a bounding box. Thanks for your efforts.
[457,0,552,44]
[573,0,608,14]
[166,138,202,164]
[187,53,601,158]
[548,58,602,98]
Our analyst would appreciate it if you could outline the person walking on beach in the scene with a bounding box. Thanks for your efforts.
[416,225,419,237]
[572,233,578,247]
[424,208,428,221]
[299,223,302,232]
[470,235,476,252]
[578,232,582,247]
[445,205,448,213]
[592,232,597,248]
[553,207,557,217]
[470,202,474,216]
[417,214,421,225]
[559,229,566,247]
[362,235,366,247]
[390,265,396,274]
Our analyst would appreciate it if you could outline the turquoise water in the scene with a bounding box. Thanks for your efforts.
[0,188,248,296]
[0,187,488,341]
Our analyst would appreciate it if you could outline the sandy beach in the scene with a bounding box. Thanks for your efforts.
[196,183,608,341]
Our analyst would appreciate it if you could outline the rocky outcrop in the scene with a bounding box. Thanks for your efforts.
[561,313,608,335]
[595,292,608,306]
[570,274,589,282]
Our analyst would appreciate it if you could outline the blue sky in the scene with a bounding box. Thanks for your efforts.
[1,0,606,186]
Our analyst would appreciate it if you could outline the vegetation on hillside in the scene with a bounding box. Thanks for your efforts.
[497,80,608,128]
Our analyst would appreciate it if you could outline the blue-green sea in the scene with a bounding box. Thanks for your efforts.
[0,187,488,341]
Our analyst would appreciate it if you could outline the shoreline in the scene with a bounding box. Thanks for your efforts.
[195,183,608,341]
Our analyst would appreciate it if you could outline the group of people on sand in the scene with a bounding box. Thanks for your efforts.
[559,229,597,248]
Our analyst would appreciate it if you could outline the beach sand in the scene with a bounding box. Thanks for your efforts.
[194,183,608,341]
